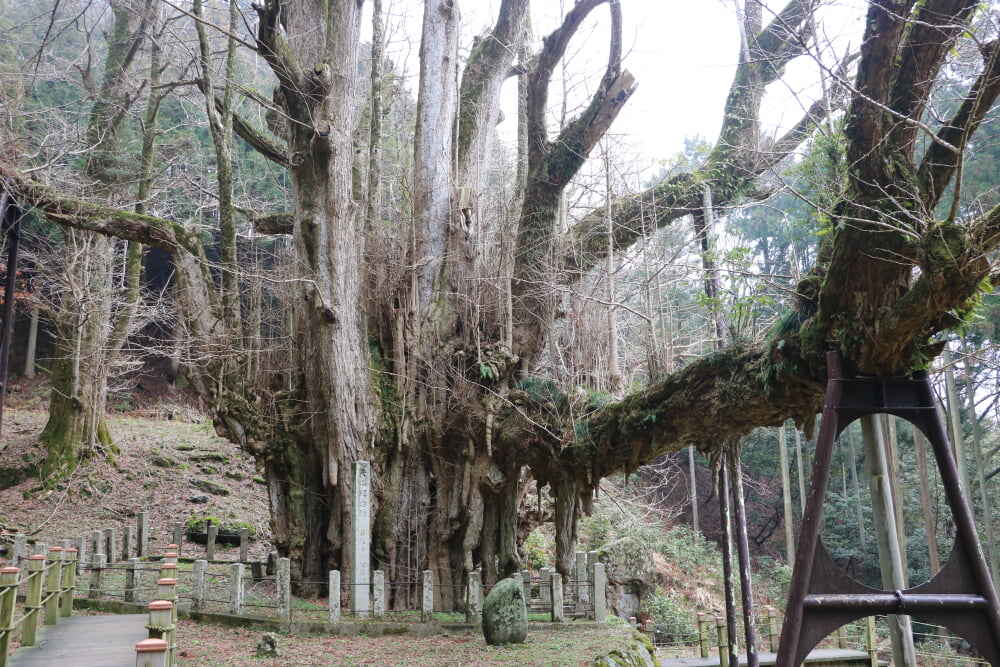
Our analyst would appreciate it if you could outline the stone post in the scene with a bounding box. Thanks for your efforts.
[104,527,117,564]
[172,523,184,553]
[575,552,588,605]
[229,562,244,614]
[192,560,207,611]
[123,527,134,561]
[421,569,434,622]
[591,562,606,622]
[32,542,47,557]
[12,534,26,568]
[551,572,564,622]
[520,569,531,610]
[540,567,552,609]
[90,531,102,559]
[125,558,140,603]
[351,461,371,619]
[467,571,482,623]
[137,511,149,558]
[206,524,218,561]
[75,536,86,575]
[328,570,341,622]
[372,569,385,618]
[277,557,291,623]
[88,552,105,600]
[239,527,249,563]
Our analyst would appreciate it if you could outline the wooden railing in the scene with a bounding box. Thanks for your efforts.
[0,547,77,667]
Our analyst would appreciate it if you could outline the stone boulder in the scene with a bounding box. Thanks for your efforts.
[600,536,657,619]
[482,577,528,645]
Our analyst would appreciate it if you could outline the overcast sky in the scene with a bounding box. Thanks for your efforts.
[367,0,865,168]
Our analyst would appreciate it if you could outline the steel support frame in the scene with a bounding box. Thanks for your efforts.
[775,352,1000,666]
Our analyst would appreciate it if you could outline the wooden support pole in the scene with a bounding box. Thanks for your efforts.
[61,547,77,617]
[716,615,730,667]
[135,637,169,667]
[44,547,62,624]
[698,612,711,658]
[0,567,20,661]
[21,555,46,647]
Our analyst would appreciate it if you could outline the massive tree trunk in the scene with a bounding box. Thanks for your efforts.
[39,0,153,474]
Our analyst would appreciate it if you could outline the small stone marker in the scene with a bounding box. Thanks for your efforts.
[482,577,528,645]
[255,633,281,658]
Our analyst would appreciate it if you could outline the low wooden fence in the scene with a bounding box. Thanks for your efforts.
[0,547,78,667]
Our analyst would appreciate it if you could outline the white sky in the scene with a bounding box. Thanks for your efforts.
[369,0,866,168]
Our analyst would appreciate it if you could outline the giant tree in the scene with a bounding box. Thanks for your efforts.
[7,0,1000,605]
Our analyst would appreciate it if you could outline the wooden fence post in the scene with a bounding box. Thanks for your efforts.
[699,612,711,658]
[146,600,174,667]
[551,572,564,622]
[767,606,780,652]
[44,547,63,624]
[328,570,340,622]
[126,558,140,603]
[89,552,106,600]
[135,637,169,667]
[137,511,149,558]
[716,615,730,667]
[421,570,434,622]
[866,616,878,667]
[277,558,290,623]
[192,560,207,611]
[21,555,46,647]
[61,547,77,617]
[0,567,20,661]
[229,563,244,615]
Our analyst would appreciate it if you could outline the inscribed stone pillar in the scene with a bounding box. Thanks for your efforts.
[467,571,483,623]
[137,511,149,557]
[540,567,552,608]
[551,572,564,622]
[592,562,607,621]
[328,570,341,621]
[373,569,385,618]
[351,461,371,619]
[575,552,588,605]
[421,569,434,621]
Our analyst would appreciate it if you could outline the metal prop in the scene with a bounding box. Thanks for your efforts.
[775,352,1000,666]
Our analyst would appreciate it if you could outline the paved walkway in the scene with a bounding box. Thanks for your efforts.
[661,647,873,666]
[7,614,148,666]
